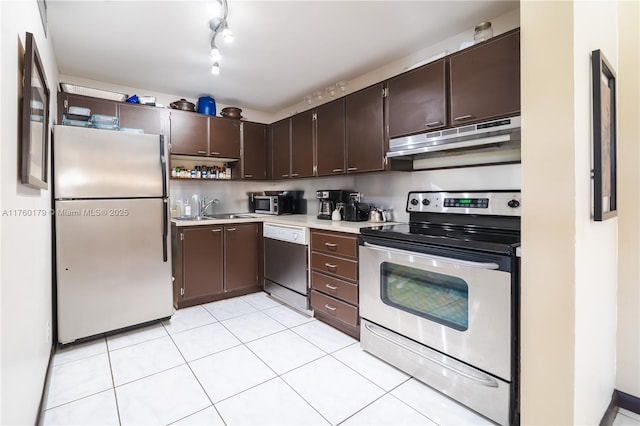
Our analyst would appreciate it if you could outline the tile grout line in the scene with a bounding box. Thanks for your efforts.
[161,320,229,426]
[104,337,123,426]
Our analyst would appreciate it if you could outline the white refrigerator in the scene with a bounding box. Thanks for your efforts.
[53,125,173,344]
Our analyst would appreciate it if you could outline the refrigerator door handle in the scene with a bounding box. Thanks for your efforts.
[160,135,168,198]
[162,199,168,262]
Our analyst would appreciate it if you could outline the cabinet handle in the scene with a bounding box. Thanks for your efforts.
[324,242,337,249]
[197,150,206,154]
[244,174,253,178]
[324,304,337,312]
[325,284,338,290]
[210,151,220,156]
[211,229,222,233]
[332,168,343,173]
[453,115,474,121]
[281,174,290,177]
[347,167,358,171]
[227,228,236,232]
[425,121,443,127]
[324,262,337,270]
[291,173,300,177]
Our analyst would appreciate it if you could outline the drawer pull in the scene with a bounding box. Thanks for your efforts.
[244,174,253,178]
[425,121,443,127]
[324,262,337,270]
[324,242,337,250]
[197,150,207,154]
[347,167,358,171]
[211,229,222,233]
[332,168,343,173]
[282,174,290,178]
[453,114,474,121]
[226,228,236,232]
[324,304,337,312]
[325,284,338,290]
[210,151,220,156]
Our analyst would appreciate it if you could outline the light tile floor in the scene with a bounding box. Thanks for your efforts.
[42,292,513,425]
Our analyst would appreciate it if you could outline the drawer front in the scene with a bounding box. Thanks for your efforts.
[311,271,358,305]
[310,230,358,258]
[311,291,358,326]
[311,252,358,282]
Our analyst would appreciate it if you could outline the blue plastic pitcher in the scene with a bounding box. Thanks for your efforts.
[197,96,216,116]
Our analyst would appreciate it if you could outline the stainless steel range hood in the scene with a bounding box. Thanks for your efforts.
[387,116,521,159]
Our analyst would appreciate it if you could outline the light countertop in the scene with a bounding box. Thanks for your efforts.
[171,213,397,234]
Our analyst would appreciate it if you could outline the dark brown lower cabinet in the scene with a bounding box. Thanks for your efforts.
[172,222,261,308]
[309,229,360,339]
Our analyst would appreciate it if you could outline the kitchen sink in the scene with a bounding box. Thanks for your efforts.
[207,213,256,219]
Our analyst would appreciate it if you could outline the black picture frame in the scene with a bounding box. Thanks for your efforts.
[591,49,617,221]
[21,32,50,190]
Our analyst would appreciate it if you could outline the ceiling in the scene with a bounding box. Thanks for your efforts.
[47,1,519,114]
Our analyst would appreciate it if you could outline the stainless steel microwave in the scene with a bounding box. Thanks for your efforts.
[253,195,291,215]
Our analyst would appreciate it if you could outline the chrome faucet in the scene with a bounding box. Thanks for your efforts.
[199,196,220,216]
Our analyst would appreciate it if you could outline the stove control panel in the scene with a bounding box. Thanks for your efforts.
[407,191,521,216]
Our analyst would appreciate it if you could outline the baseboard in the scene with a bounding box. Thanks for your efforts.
[600,389,640,426]
[618,390,640,415]
[35,343,56,425]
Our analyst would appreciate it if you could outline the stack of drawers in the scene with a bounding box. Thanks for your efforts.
[309,229,360,339]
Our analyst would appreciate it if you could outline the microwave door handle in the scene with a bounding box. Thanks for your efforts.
[363,242,500,270]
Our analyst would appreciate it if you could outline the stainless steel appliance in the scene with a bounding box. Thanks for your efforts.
[386,116,521,159]
[342,192,370,222]
[251,191,304,215]
[359,190,521,425]
[53,125,173,344]
[263,223,310,311]
[316,190,351,219]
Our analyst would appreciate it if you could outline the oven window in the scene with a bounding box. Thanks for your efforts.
[380,262,468,331]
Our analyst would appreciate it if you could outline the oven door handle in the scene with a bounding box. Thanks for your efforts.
[363,242,500,270]
[364,322,499,388]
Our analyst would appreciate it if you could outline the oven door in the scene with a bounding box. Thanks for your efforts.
[359,238,512,381]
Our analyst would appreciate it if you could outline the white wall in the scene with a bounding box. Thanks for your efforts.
[521,1,630,424]
[616,0,640,398]
[572,2,619,423]
[0,1,59,424]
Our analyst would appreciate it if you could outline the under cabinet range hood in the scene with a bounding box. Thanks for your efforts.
[387,116,521,159]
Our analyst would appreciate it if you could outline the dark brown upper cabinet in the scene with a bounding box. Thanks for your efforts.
[290,110,314,178]
[241,121,267,180]
[210,116,240,158]
[449,29,520,125]
[345,83,386,173]
[387,59,447,138]
[315,99,346,176]
[270,118,291,179]
[118,103,167,135]
[169,110,208,156]
[58,93,117,123]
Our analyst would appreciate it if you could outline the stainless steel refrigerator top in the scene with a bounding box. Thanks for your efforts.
[53,125,173,344]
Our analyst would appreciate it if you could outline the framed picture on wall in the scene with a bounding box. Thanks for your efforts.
[591,49,617,222]
[21,32,50,190]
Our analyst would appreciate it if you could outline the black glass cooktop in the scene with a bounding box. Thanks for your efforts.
[360,222,520,255]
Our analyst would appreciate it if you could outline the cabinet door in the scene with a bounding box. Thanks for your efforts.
[315,99,346,176]
[210,116,240,158]
[118,103,165,134]
[449,30,520,125]
[290,110,314,178]
[169,110,208,155]
[242,122,267,179]
[59,94,117,123]
[346,84,386,173]
[182,226,224,301]
[387,59,447,138]
[224,224,258,292]
[270,119,291,179]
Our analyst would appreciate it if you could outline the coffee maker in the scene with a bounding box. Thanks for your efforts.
[342,192,370,222]
[316,190,351,219]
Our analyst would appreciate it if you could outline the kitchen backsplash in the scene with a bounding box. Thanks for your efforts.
[169,164,522,222]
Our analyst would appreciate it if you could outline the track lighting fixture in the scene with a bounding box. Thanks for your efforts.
[208,0,231,75]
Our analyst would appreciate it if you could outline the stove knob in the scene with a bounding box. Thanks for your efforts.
[507,199,520,208]
[422,199,430,206]
[410,198,419,206]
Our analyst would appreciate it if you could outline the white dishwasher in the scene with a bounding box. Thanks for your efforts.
[263,223,309,311]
